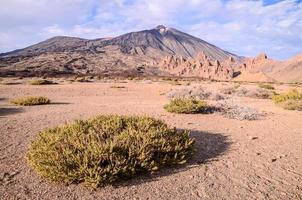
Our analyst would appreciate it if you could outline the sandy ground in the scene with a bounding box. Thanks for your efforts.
[0,79,302,200]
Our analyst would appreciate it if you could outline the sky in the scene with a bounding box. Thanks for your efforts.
[0,0,302,60]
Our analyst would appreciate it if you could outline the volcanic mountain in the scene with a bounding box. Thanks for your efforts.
[0,25,242,78]
[0,25,301,82]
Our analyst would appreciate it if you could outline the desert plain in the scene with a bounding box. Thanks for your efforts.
[0,78,301,200]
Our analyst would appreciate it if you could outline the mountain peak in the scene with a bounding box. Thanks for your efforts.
[155,25,167,30]
[155,25,169,34]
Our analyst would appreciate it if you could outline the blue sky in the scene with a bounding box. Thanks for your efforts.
[0,0,301,60]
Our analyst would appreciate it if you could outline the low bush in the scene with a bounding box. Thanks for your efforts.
[27,115,194,187]
[272,89,302,111]
[164,98,211,114]
[272,89,302,103]
[10,96,50,106]
[258,83,275,90]
[29,79,55,85]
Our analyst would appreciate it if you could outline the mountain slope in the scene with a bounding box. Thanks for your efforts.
[1,25,240,61]
[95,25,239,61]
[0,36,88,57]
[0,25,242,78]
[269,54,302,82]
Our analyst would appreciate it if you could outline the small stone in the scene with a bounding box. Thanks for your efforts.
[271,158,277,162]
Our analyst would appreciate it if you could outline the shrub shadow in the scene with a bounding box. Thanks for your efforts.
[200,106,222,114]
[113,129,231,188]
[50,102,72,105]
[188,130,231,164]
[0,107,23,117]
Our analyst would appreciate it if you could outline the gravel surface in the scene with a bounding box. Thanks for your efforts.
[1,80,302,200]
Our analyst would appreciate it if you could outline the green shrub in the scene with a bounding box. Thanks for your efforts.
[10,96,50,106]
[272,89,302,111]
[272,89,302,103]
[258,83,275,90]
[27,115,194,187]
[164,98,210,114]
[29,79,55,85]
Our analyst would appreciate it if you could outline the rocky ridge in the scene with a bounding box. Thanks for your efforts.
[159,52,236,80]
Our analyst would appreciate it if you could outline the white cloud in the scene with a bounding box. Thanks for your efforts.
[0,0,301,59]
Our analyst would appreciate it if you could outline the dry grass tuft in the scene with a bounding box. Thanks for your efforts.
[10,96,50,106]
[27,115,194,187]
[258,83,275,90]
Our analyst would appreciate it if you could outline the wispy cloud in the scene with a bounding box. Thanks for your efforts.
[0,0,301,59]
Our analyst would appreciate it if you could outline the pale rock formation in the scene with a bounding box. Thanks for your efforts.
[159,52,235,80]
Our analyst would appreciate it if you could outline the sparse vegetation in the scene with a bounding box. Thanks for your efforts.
[167,86,224,101]
[169,80,182,85]
[272,89,302,110]
[0,81,21,85]
[258,83,275,90]
[29,79,55,85]
[110,85,126,89]
[219,86,236,95]
[272,89,302,103]
[217,100,263,120]
[27,115,194,187]
[75,77,91,82]
[10,96,50,106]
[164,98,211,114]
[234,84,241,89]
[235,87,275,99]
